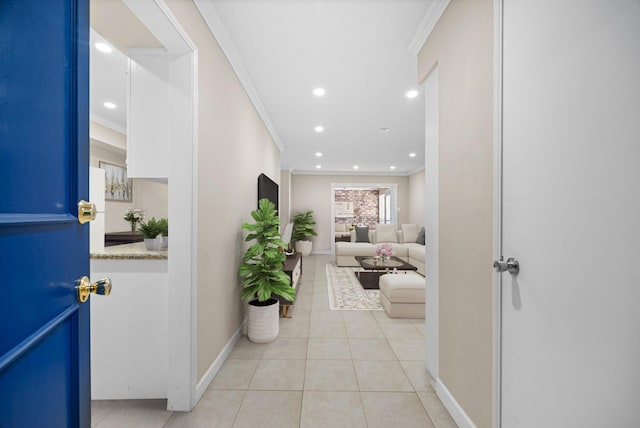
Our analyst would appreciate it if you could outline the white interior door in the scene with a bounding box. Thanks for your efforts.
[500,1,640,426]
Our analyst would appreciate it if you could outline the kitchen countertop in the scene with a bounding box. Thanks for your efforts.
[90,242,168,260]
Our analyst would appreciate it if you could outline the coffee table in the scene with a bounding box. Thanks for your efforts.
[354,256,418,289]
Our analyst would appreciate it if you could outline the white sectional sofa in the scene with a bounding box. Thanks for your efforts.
[335,224,425,275]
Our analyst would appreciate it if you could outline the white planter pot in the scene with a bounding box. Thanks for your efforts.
[144,238,161,251]
[295,240,312,256]
[160,236,168,249]
[247,298,279,343]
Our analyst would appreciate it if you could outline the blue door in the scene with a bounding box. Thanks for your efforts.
[0,1,91,426]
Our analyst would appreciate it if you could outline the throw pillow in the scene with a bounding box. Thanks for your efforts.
[401,224,420,243]
[355,226,370,243]
[416,227,426,245]
[375,223,397,243]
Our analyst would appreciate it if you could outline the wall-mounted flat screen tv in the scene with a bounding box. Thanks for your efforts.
[258,173,278,214]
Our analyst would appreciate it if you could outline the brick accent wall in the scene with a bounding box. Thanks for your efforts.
[335,189,380,228]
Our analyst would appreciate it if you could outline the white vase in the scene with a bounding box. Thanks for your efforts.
[247,298,279,343]
[295,240,312,256]
[144,237,161,251]
[161,236,168,249]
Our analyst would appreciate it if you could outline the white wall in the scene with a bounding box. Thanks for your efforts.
[408,169,425,225]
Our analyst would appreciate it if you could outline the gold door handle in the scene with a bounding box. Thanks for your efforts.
[78,200,97,224]
[76,276,112,303]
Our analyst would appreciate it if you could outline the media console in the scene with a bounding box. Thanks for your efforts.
[280,252,302,317]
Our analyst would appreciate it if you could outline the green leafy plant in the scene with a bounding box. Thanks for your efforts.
[157,218,169,237]
[138,217,162,239]
[292,210,317,242]
[238,199,296,302]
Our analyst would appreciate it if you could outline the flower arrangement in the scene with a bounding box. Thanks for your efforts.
[375,243,394,262]
[123,208,145,232]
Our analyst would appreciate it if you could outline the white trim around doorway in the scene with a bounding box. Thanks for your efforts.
[126,0,200,412]
[330,183,399,255]
[424,66,439,382]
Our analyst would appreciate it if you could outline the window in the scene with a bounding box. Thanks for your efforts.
[379,190,392,224]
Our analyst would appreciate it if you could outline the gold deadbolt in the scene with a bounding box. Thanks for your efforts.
[76,276,112,303]
[78,200,97,224]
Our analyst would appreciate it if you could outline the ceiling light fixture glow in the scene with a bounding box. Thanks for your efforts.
[315,152,322,157]
[390,166,396,170]
[103,101,117,109]
[316,165,322,169]
[314,126,324,133]
[312,88,326,97]
[95,42,113,53]
[409,152,416,158]
[353,165,359,170]
[405,89,419,99]
[378,127,391,133]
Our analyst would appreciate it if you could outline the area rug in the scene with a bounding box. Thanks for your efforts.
[325,264,384,311]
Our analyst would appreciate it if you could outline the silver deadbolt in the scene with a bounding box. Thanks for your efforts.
[493,257,519,275]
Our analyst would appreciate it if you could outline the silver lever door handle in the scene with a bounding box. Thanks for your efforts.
[493,257,519,274]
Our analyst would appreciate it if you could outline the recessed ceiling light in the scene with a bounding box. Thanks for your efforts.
[353,165,359,170]
[409,152,416,158]
[314,126,324,133]
[316,165,322,169]
[103,101,117,109]
[95,42,113,53]
[315,152,322,157]
[390,166,396,170]
[378,127,391,133]
[405,89,419,99]
[312,88,326,97]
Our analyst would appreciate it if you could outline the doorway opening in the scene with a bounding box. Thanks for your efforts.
[88,0,197,412]
[330,183,398,253]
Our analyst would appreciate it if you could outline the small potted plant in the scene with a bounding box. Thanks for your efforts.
[124,208,145,232]
[292,210,317,256]
[139,217,162,250]
[239,198,296,343]
[157,217,168,249]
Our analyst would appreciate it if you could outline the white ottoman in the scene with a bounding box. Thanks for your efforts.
[379,274,425,319]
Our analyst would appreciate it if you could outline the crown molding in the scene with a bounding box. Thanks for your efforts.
[194,0,284,152]
[408,0,451,56]
[407,166,426,175]
[291,170,411,177]
[90,112,127,135]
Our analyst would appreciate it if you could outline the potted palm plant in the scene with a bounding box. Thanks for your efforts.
[139,217,162,250]
[239,198,296,343]
[292,210,317,256]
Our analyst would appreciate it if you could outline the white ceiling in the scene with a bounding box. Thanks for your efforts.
[90,0,437,175]
[90,30,128,135]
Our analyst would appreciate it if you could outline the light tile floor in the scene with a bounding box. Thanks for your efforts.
[92,255,457,428]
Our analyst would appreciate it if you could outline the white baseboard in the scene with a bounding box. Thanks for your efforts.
[311,250,332,255]
[435,377,477,428]
[194,320,245,404]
